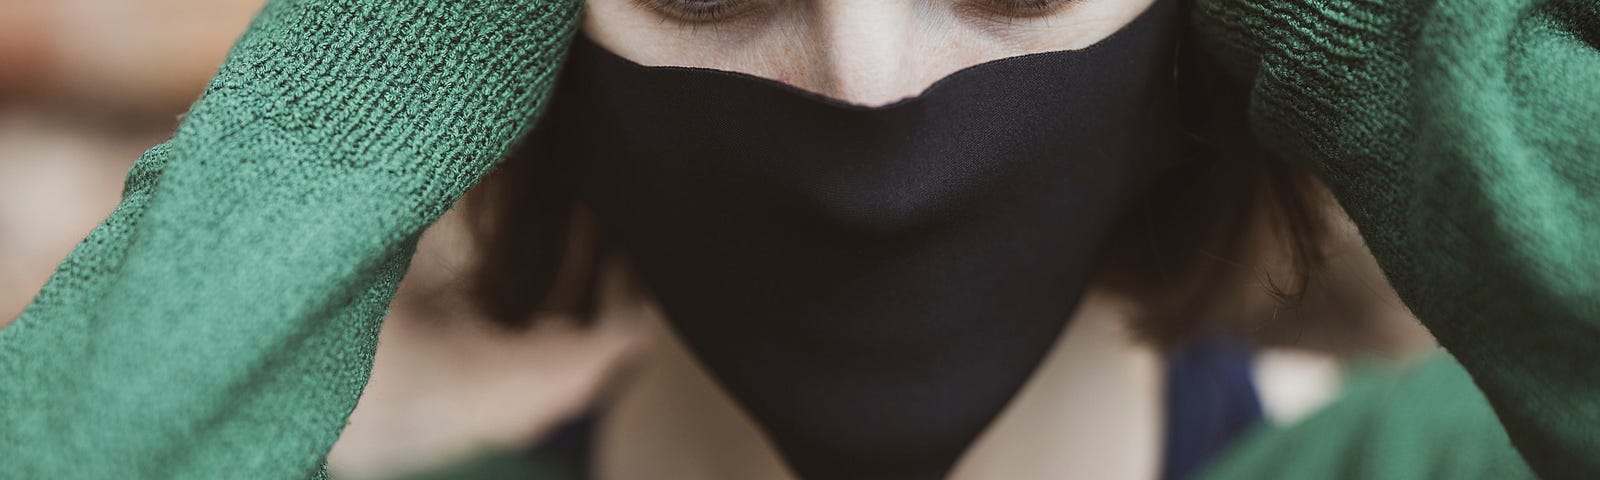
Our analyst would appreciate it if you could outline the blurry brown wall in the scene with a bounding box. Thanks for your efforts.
[0,0,263,113]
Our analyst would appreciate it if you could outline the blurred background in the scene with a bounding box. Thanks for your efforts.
[0,1,1439,479]
[0,1,647,478]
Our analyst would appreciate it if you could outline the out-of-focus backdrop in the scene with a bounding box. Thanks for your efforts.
[0,1,645,478]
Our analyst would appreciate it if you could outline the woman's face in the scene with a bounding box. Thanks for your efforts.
[583,0,1158,106]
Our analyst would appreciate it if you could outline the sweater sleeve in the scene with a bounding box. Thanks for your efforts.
[0,1,581,478]
[1194,0,1600,478]
[1201,355,1539,480]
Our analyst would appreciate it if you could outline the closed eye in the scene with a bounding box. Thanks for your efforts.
[631,0,771,24]
[960,0,1076,19]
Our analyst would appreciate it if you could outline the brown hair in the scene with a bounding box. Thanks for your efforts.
[460,20,1398,352]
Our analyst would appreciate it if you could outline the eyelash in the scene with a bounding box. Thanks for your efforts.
[632,0,767,24]
[969,0,1071,17]
[634,0,1073,24]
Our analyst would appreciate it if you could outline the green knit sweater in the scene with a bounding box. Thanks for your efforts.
[0,0,1594,478]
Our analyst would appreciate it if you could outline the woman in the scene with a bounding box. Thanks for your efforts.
[2,0,1595,479]
[472,1,1321,478]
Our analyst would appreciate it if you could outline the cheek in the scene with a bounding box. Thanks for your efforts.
[756,39,828,89]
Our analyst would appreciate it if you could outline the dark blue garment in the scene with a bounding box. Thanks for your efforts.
[524,413,596,480]
[1160,338,1264,480]
[525,337,1264,479]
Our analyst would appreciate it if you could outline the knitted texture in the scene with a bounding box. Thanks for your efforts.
[0,0,581,478]
[1195,0,1599,478]
[0,0,1595,479]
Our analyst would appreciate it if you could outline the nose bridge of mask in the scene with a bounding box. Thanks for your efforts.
[555,42,1135,234]
[542,0,1181,478]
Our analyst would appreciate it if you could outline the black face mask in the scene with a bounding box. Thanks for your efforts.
[541,1,1182,477]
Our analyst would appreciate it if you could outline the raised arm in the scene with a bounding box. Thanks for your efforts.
[1195,0,1600,477]
[0,1,581,477]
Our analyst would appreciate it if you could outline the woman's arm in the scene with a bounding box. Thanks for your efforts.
[1195,0,1600,477]
[0,1,581,477]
